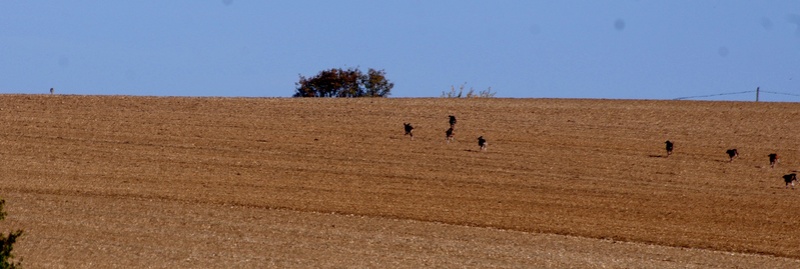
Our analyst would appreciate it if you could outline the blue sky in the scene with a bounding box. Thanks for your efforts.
[2,1,799,101]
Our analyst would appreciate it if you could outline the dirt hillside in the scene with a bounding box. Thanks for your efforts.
[1,95,799,268]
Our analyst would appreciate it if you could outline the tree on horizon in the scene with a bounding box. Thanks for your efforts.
[293,67,393,98]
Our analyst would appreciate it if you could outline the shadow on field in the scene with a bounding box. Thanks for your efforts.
[647,154,665,158]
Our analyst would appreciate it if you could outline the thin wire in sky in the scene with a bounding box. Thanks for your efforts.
[673,91,756,100]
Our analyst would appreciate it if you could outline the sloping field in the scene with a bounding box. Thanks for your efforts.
[1,95,799,268]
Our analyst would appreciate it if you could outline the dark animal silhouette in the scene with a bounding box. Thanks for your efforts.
[768,153,779,168]
[664,140,674,157]
[445,127,454,143]
[726,149,739,162]
[403,123,414,140]
[50,87,54,94]
[449,115,457,128]
[783,173,797,189]
[478,136,487,151]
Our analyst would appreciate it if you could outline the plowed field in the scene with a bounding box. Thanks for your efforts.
[1,95,799,268]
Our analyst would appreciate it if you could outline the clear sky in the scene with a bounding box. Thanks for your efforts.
[2,1,799,101]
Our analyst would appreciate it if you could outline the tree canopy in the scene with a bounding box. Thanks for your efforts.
[294,67,393,98]
[0,198,22,269]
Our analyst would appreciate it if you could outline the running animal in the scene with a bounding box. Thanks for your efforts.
[403,123,414,140]
[478,136,487,151]
[783,173,797,189]
[448,115,457,128]
[664,140,674,157]
[768,153,779,168]
[726,149,739,162]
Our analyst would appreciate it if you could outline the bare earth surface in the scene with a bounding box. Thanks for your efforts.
[1,95,799,268]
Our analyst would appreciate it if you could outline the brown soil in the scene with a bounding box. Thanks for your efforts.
[1,95,799,268]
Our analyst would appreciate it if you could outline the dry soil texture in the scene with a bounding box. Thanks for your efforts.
[1,95,799,268]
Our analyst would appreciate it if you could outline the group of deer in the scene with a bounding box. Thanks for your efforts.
[404,115,486,151]
[664,140,796,189]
